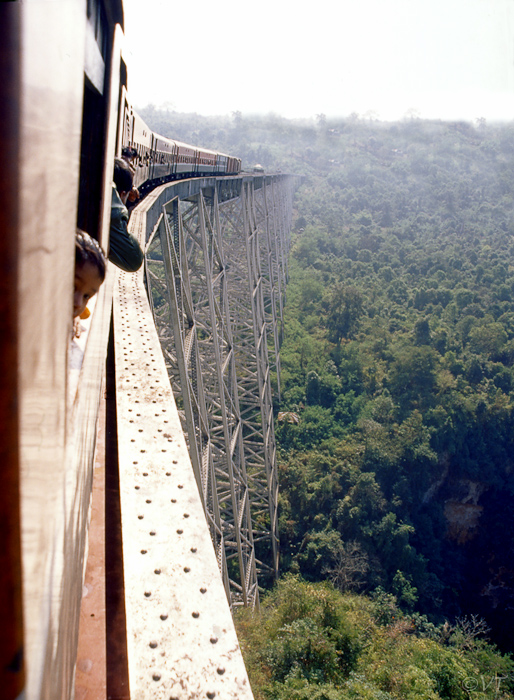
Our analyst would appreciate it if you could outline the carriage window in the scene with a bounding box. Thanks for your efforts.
[77,80,105,239]
[85,0,108,94]
[87,0,108,59]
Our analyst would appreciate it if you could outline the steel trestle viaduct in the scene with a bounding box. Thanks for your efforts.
[96,173,300,698]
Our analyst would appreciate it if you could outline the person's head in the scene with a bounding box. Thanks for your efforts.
[74,229,106,318]
[114,157,134,204]
[122,146,138,164]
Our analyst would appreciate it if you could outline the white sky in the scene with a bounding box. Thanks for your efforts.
[122,0,514,122]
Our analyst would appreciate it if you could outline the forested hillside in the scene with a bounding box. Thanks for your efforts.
[141,107,514,696]
[275,118,514,650]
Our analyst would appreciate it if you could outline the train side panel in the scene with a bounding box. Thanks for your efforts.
[19,4,86,697]
[152,134,176,182]
[216,153,229,175]
[175,140,198,176]
[197,147,217,175]
[16,1,123,698]
[130,110,153,189]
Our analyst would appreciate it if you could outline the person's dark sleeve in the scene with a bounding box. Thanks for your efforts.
[109,197,144,272]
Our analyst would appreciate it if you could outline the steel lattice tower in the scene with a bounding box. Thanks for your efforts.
[146,174,300,608]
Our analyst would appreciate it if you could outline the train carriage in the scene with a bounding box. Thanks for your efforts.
[197,147,217,175]
[215,152,229,174]
[174,139,198,176]
[227,155,242,175]
[151,134,176,182]
[130,108,154,188]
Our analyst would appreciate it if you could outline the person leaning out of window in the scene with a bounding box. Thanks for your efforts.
[109,157,144,272]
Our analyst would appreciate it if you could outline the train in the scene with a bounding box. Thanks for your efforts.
[0,1,245,699]
[119,89,241,195]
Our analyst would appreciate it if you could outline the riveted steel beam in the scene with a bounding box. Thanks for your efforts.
[144,175,300,606]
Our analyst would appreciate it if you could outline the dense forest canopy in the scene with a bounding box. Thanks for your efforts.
[141,106,514,697]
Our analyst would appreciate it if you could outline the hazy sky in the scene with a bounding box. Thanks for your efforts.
[122,0,514,122]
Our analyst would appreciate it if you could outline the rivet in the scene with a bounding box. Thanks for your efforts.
[141,449,146,453]
[210,637,218,644]
[191,548,197,553]
[183,513,190,518]
[171,499,177,503]
[149,641,158,649]
[141,550,147,554]
[177,529,183,534]
[178,484,183,489]
[146,499,152,503]
[152,673,161,681]
[173,460,177,464]
[217,667,225,675]
[138,515,144,520]
[192,611,200,618]
[150,531,156,536]
[207,691,216,698]
[144,591,151,597]
[135,486,140,490]
[200,587,207,594]
[143,472,148,476]
[160,613,168,620]
[154,569,161,575]
[166,472,171,476]
[184,567,190,573]
[133,461,138,464]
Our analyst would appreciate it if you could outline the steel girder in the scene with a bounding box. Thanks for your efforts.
[145,175,299,608]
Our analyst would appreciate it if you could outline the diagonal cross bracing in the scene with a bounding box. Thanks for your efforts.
[146,175,300,608]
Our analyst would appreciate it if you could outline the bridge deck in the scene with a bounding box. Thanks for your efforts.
[111,259,252,698]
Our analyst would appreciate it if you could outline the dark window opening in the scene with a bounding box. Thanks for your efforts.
[77,78,107,241]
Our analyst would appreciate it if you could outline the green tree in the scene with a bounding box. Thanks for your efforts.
[414,318,431,345]
[326,285,364,342]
